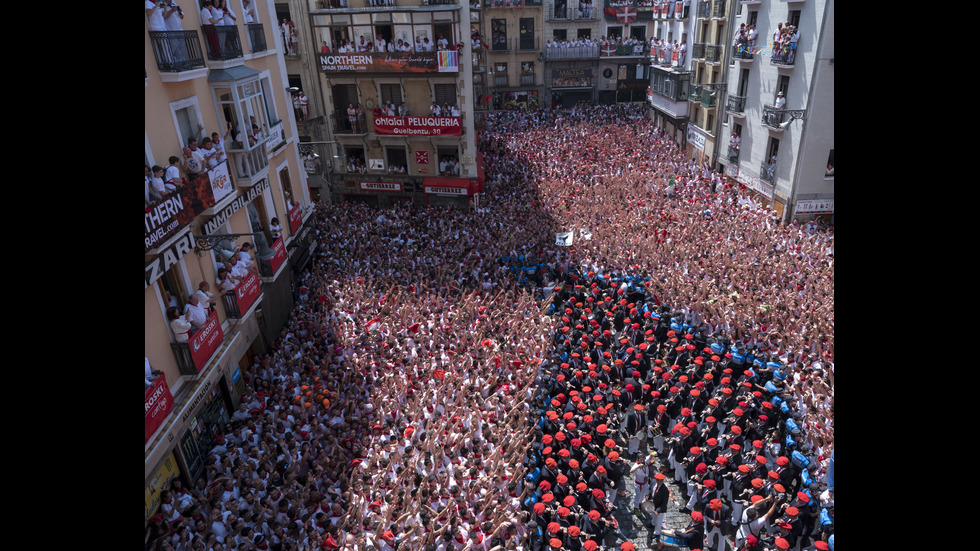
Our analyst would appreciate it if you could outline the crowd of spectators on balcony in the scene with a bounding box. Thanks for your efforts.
[771,23,799,65]
[430,102,461,117]
[438,155,461,175]
[649,38,685,66]
[346,154,369,173]
[732,23,759,57]
[147,104,834,551]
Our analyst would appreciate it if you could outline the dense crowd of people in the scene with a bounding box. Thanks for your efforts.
[146,104,834,551]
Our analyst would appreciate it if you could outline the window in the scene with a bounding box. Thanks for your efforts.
[630,26,646,41]
[707,114,714,130]
[345,146,366,172]
[776,75,789,101]
[607,26,622,39]
[767,138,780,163]
[577,28,591,40]
[380,83,403,105]
[553,29,567,41]
[715,24,724,44]
[789,10,801,28]
[213,76,279,150]
[519,18,535,50]
[434,83,457,106]
[825,150,834,177]
[492,19,507,50]
[386,147,408,174]
[332,84,359,133]
[748,11,758,26]
[170,97,205,151]
[737,68,749,96]
[278,165,297,214]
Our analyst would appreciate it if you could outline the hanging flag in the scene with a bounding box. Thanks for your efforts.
[616,6,638,24]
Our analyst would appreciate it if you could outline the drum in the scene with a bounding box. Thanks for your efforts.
[640,501,657,515]
[659,531,686,548]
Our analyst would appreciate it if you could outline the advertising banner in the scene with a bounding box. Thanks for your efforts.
[319,51,457,73]
[288,202,303,234]
[234,272,262,314]
[145,376,174,444]
[359,181,403,192]
[145,172,218,253]
[268,236,287,274]
[189,311,223,371]
[374,116,462,136]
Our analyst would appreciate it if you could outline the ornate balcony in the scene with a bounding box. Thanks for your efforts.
[148,31,206,72]
[201,25,243,61]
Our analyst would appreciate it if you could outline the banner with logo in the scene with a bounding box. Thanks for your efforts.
[189,311,223,371]
[374,116,462,136]
[145,375,174,443]
[556,232,574,246]
[269,236,287,274]
[359,181,403,192]
[145,172,218,253]
[209,161,233,202]
[794,199,835,215]
[552,68,593,88]
[234,272,262,314]
[437,50,459,72]
[319,51,458,74]
[288,202,303,234]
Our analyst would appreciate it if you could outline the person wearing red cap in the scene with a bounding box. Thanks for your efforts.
[646,472,670,543]
[703,497,731,551]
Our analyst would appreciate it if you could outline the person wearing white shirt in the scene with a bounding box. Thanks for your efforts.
[220,0,236,25]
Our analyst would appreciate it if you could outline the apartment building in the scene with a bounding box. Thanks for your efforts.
[720,0,833,221]
[145,0,315,521]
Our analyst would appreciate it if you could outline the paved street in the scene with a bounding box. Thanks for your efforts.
[604,436,734,551]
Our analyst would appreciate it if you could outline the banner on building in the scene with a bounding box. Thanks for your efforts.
[359,181,403,192]
[319,51,458,73]
[288,201,303,235]
[145,172,219,253]
[794,199,835,215]
[208,161,233,202]
[268,236,287,274]
[145,375,174,444]
[437,50,459,72]
[687,125,707,152]
[552,68,593,88]
[189,311,223,371]
[374,116,462,136]
[234,272,262,314]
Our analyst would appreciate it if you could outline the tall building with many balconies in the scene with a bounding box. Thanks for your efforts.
[719,0,833,221]
[543,1,600,107]
[145,0,316,521]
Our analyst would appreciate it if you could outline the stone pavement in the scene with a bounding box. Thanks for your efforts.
[603,436,735,551]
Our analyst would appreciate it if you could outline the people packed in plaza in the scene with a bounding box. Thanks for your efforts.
[146,104,834,551]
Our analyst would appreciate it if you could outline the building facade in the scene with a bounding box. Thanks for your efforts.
[684,0,730,166]
[543,1,600,107]
[301,1,483,207]
[483,1,546,112]
[145,0,315,522]
[719,0,834,221]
